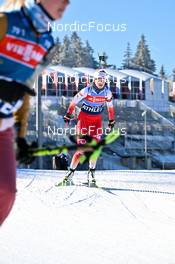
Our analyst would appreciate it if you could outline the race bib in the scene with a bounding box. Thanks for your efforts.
[0,99,23,115]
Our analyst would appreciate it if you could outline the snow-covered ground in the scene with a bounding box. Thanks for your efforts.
[1,169,175,264]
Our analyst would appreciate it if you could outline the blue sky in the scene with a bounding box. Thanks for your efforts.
[0,0,174,75]
[56,0,175,75]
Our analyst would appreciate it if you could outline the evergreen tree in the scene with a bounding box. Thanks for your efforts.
[133,34,156,74]
[159,65,166,79]
[71,32,85,67]
[51,37,62,65]
[122,42,133,69]
[50,32,109,68]
[83,40,98,68]
[59,35,75,67]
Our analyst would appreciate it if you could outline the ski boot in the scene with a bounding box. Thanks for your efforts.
[55,168,75,186]
[63,168,75,185]
[87,168,96,185]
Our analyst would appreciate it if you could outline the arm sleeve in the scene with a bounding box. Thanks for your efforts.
[0,13,7,41]
[67,87,88,115]
[106,90,115,120]
[13,95,30,138]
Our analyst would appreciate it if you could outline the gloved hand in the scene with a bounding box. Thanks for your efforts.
[108,120,115,130]
[63,113,73,124]
[16,137,37,165]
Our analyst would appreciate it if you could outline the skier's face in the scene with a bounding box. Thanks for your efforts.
[39,0,69,20]
[94,77,106,89]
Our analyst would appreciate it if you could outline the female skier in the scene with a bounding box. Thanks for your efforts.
[0,0,69,226]
[61,70,115,184]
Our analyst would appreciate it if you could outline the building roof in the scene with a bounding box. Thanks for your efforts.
[49,65,79,76]
[120,69,158,81]
[74,67,128,80]
[105,69,128,80]
[46,66,163,82]
[73,67,96,76]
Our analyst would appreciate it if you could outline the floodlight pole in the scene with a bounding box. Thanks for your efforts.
[36,75,43,169]
[98,53,107,69]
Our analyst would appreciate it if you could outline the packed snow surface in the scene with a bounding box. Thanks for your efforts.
[1,169,175,264]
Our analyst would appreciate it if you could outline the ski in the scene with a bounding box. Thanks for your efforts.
[82,181,100,188]
[53,129,120,187]
[30,128,120,165]
[55,180,75,187]
[55,180,100,188]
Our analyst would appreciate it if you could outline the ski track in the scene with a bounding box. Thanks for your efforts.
[1,169,175,264]
[63,186,78,201]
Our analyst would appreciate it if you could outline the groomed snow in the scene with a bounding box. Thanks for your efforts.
[1,169,175,264]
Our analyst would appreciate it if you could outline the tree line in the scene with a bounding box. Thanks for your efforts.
[51,32,174,78]
[51,32,98,68]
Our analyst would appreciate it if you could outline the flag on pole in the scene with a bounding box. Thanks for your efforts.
[117,78,121,90]
[139,78,143,91]
[42,70,47,91]
[115,78,121,98]
[150,78,154,95]
[128,76,131,90]
[64,73,68,93]
[53,72,58,88]
[161,79,165,94]
[173,81,175,96]
[75,74,79,91]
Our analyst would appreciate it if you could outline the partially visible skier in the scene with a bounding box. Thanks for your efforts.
[0,0,69,226]
[61,70,115,184]
[53,152,69,170]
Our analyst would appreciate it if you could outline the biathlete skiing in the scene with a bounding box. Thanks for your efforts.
[60,70,115,185]
[0,0,69,226]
